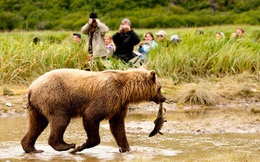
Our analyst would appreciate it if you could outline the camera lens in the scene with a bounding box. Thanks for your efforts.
[93,19,96,23]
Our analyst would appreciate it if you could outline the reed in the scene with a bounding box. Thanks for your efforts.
[149,28,260,83]
[0,25,259,85]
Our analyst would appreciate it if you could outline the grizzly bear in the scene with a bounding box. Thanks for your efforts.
[21,68,166,153]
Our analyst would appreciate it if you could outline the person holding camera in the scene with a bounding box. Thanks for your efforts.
[81,12,109,62]
[230,28,244,39]
[112,18,140,63]
[235,28,244,38]
[137,32,157,60]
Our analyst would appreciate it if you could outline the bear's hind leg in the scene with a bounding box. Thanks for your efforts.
[70,117,101,153]
[48,116,76,151]
[21,108,48,153]
[109,110,130,153]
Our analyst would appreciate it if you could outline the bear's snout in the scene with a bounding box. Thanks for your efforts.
[161,95,166,102]
[152,92,166,104]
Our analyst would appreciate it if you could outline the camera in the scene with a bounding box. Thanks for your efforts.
[92,19,96,23]
[122,25,126,29]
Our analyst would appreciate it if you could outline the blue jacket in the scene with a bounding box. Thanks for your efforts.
[137,40,157,57]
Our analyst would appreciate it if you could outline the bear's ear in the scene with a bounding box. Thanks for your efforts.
[149,70,156,82]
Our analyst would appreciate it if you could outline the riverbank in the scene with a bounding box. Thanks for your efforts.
[1,83,260,162]
[1,72,260,134]
[1,91,259,134]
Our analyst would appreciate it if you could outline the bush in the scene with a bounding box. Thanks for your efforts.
[234,13,259,25]
[0,12,23,30]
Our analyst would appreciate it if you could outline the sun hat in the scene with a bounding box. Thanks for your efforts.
[155,30,166,37]
[89,12,98,19]
[170,35,180,42]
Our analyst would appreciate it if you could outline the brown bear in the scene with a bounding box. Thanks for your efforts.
[21,68,166,153]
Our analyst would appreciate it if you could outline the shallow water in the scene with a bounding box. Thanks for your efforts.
[0,115,259,162]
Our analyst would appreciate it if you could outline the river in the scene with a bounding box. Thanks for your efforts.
[0,113,259,162]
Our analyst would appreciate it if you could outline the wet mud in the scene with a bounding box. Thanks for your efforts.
[0,96,260,161]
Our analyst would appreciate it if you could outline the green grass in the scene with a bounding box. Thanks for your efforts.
[0,25,259,85]
[148,26,260,82]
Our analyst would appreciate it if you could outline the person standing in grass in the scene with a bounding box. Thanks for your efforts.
[155,30,170,47]
[81,12,109,62]
[73,33,82,44]
[137,32,157,60]
[216,32,225,39]
[230,28,244,39]
[32,37,42,46]
[170,34,181,43]
[104,34,115,57]
[112,18,140,63]
[235,28,244,38]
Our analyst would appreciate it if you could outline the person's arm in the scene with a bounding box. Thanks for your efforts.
[151,41,158,48]
[112,32,122,45]
[138,45,144,53]
[141,44,151,55]
[96,20,109,36]
[81,23,91,35]
[129,29,140,45]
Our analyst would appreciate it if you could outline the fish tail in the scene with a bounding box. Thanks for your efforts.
[149,130,157,137]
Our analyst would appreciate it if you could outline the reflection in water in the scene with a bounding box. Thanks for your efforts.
[0,116,259,161]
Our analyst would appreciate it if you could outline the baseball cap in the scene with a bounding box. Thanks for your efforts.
[73,33,81,39]
[155,30,166,37]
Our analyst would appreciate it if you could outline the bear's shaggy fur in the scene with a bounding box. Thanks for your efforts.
[21,68,166,153]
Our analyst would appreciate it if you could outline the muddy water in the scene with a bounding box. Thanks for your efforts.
[0,115,259,162]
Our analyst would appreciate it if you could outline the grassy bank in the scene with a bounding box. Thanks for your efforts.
[0,26,259,162]
[0,25,259,85]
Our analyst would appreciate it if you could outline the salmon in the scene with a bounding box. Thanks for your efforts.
[149,102,167,137]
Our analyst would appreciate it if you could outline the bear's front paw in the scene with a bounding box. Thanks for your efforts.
[33,149,44,153]
[70,148,78,154]
[119,147,130,153]
[70,143,86,154]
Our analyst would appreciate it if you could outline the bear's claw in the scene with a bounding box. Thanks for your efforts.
[70,145,83,154]
[70,143,87,154]
[25,149,44,153]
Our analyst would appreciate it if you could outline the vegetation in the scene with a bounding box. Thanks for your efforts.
[0,25,259,86]
[147,26,260,82]
[0,0,260,31]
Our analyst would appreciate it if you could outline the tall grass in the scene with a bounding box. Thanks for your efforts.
[0,25,259,85]
[0,31,86,84]
[148,26,260,82]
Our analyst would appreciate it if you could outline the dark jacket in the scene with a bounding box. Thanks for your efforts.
[112,29,140,62]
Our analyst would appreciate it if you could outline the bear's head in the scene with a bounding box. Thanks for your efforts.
[115,69,166,104]
[148,70,166,104]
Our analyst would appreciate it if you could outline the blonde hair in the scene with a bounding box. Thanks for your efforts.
[104,34,112,40]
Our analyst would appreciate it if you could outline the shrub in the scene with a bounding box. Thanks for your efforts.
[0,12,23,30]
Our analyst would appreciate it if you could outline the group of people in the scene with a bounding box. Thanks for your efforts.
[34,11,246,68]
[215,28,244,39]
[73,11,182,67]
[73,12,137,64]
